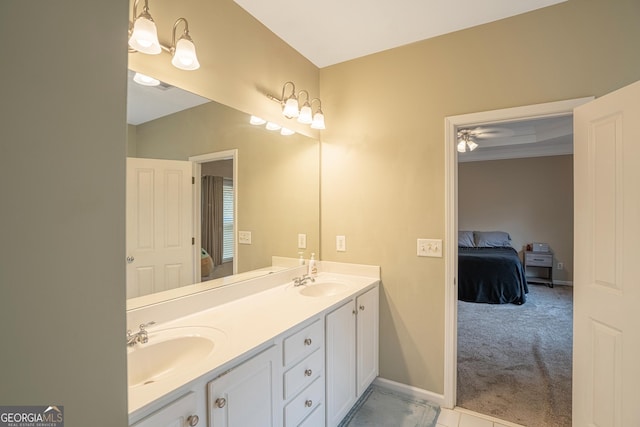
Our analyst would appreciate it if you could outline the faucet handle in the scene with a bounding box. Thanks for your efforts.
[139,321,156,331]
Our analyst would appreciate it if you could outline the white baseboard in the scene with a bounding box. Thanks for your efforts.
[373,377,445,407]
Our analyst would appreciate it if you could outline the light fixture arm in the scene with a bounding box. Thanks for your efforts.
[280,82,296,105]
[170,17,191,54]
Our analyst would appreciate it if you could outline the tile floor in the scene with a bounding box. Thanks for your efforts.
[436,407,525,427]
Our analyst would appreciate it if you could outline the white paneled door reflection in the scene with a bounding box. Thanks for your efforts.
[126,157,194,298]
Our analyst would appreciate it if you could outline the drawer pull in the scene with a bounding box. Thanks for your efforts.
[214,398,226,408]
[186,415,199,426]
[304,369,312,376]
[305,400,313,408]
[304,338,312,346]
[353,309,357,315]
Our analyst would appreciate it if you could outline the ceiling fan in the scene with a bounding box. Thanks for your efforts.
[456,126,514,153]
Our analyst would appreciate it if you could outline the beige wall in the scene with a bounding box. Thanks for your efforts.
[131,101,320,272]
[319,0,640,394]
[459,155,574,282]
[0,1,129,425]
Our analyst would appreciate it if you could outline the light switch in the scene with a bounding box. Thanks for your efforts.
[298,233,307,249]
[238,231,252,245]
[336,235,346,252]
[417,238,442,257]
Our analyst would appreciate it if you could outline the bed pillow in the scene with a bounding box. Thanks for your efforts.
[474,231,512,247]
[458,230,475,248]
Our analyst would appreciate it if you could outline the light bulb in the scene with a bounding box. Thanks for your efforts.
[133,72,160,86]
[297,103,313,124]
[310,110,325,130]
[128,16,161,54]
[457,140,467,153]
[467,140,478,151]
[171,36,200,70]
[282,97,299,118]
[280,127,295,136]
[265,122,281,131]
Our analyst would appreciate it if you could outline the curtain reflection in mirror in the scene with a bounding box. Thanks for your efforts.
[201,176,234,281]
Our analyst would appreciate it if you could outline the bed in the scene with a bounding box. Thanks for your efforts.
[458,231,528,304]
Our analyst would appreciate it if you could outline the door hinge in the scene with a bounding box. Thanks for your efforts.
[192,237,195,245]
[192,176,195,184]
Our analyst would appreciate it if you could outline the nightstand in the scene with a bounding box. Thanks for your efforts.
[524,251,553,287]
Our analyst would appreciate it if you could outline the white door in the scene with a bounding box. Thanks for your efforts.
[573,80,640,427]
[126,157,194,298]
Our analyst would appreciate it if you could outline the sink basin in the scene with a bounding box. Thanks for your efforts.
[127,326,226,388]
[298,281,349,297]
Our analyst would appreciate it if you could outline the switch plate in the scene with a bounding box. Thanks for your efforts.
[298,233,307,249]
[336,235,346,252]
[417,238,442,257]
[238,231,252,245]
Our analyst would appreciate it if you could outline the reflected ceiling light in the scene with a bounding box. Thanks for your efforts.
[267,81,326,130]
[457,130,478,153]
[250,116,267,125]
[133,72,160,86]
[128,0,200,71]
[265,122,281,131]
[280,127,295,136]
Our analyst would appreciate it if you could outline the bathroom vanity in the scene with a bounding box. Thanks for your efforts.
[127,262,380,427]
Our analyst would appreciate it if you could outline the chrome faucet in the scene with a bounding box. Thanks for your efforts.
[127,321,156,347]
[293,274,315,287]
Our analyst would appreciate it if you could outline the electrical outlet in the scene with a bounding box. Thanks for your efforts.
[298,233,307,249]
[417,238,442,257]
[238,230,252,245]
[557,262,564,270]
[336,235,346,252]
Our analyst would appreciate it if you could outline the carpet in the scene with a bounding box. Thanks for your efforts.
[339,384,440,427]
[457,284,573,426]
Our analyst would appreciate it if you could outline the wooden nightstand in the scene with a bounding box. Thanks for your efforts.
[524,251,554,287]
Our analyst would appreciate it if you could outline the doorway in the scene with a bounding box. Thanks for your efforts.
[443,97,593,416]
[190,150,238,281]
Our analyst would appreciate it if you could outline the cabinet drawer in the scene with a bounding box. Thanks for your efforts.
[298,403,324,427]
[284,377,324,427]
[283,320,322,366]
[284,349,323,400]
[525,252,553,267]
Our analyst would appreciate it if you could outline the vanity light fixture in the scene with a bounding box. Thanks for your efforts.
[268,81,326,130]
[128,0,200,71]
[265,122,282,131]
[457,131,479,153]
[250,117,296,136]
[280,127,295,136]
[250,115,267,125]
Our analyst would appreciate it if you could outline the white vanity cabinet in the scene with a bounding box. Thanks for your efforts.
[131,391,202,427]
[325,285,379,427]
[281,318,325,426]
[207,345,280,427]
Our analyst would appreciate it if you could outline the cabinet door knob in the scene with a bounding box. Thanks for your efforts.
[304,338,312,346]
[214,397,226,408]
[305,399,313,407]
[304,369,312,376]
[186,414,199,426]
[126,255,135,264]
[352,309,357,315]
[359,305,365,311]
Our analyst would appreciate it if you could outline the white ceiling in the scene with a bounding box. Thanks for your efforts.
[233,0,566,68]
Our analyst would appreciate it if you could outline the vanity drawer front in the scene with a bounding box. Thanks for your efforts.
[284,377,323,427]
[284,348,323,400]
[283,319,322,366]
[298,403,324,427]
[525,252,553,267]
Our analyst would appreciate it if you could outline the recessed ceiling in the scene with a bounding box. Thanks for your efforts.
[457,115,574,162]
[233,0,566,68]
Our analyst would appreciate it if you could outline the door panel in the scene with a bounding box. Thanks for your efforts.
[573,80,640,427]
[126,158,193,298]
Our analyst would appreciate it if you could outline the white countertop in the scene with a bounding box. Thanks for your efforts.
[127,268,379,420]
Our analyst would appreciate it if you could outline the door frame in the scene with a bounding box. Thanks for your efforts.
[442,97,593,409]
[189,149,239,279]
